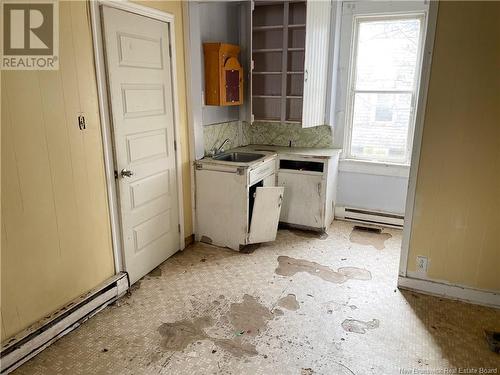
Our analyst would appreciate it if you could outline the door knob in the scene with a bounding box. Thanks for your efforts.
[120,169,134,178]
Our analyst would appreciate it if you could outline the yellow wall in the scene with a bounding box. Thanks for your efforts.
[1,0,193,341]
[407,2,500,291]
[1,2,115,340]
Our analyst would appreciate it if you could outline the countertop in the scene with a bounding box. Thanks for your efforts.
[196,145,342,169]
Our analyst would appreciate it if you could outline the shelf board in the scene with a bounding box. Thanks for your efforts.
[252,95,282,99]
[253,48,283,53]
[287,71,304,74]
[252,71,282,75]
[286,96,303,99]
[288,23,306,29]
[288,47,305,52]
[253,25,283,31]
[253,118,282,123]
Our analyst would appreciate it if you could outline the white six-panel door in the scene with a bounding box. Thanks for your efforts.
[102,6,180,284]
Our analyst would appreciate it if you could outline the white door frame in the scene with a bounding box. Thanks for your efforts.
[399,0,439,277]
[90,0,186,274]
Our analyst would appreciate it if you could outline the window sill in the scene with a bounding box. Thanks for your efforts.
[339,158,410,178]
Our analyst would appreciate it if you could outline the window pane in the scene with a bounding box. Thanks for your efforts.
[350,93,412,162]
[355,18,421,91]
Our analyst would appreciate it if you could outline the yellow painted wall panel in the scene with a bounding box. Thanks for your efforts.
[407,2,500,291]
[1,2,115,341]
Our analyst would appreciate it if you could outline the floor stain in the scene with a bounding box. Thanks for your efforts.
[275,256,371,283]
[157,312,258,358]
[272,308,284,316]
[341,318,380,334]
[148,267,162,277]
[213,338,258,357]
[287,228,328,240]
[157,316,213,351]
[301,368,315,375]
[239,243,261,254]
[349,227,392,250]
[228,294,274,336]
[277,294,300,311]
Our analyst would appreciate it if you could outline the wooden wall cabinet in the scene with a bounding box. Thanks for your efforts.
[203,43,244,106]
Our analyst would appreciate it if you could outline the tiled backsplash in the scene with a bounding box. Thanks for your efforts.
[248,121,334,148]
[203,120,334,156]
[203,121,249,155]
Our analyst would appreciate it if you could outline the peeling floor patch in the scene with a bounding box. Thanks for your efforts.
[286,228,328,240]
[158,316,213,351]
[275,256,371,283]
[349,227,392,250]
[148,267,162,277]
[212,338,258,357]
[229,294,274,336]
[277,294,300,311]
[341,318,380,334]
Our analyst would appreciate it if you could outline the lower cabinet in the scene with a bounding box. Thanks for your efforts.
[195,158,284,251]
[277,155,339,232]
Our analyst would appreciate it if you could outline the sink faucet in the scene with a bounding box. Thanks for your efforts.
[210,138,230,156]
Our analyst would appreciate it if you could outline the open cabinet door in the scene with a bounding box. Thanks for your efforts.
[302,0,331,127]
[248,187,284,244]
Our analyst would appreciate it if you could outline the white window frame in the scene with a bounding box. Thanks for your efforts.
[334,1,429,170]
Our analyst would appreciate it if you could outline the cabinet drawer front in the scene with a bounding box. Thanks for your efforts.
[249,159,276,185]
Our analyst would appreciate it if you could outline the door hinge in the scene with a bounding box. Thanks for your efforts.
[169,44,172,57]
[114,170,118,179]
[178,224,181,233]
[174,140,177,151]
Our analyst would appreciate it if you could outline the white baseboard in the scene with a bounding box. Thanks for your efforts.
[398,275,500,309]
[1,273,129,374]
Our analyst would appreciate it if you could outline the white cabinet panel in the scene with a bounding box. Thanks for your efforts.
[278,171,324,228]
[302,0,332,127]
[248,187,284,243]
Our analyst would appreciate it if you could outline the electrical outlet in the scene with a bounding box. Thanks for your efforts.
[416,256,428,273]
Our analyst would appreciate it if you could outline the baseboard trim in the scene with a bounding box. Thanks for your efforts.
[335,206,404,229]
[1,273,129,374]
[398,275,500,309]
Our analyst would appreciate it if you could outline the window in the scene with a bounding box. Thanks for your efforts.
[345,14,424,164]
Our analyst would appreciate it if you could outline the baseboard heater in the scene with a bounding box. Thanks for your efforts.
[0,273,129,374]
[335,206,404,228]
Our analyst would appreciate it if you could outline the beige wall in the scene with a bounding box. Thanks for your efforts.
[407,2,500,291]
[1,0,193,341]
[1,2,115,340]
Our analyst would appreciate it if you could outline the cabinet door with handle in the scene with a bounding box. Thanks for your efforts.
[278,171,324,228]
[302,0,332,127]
